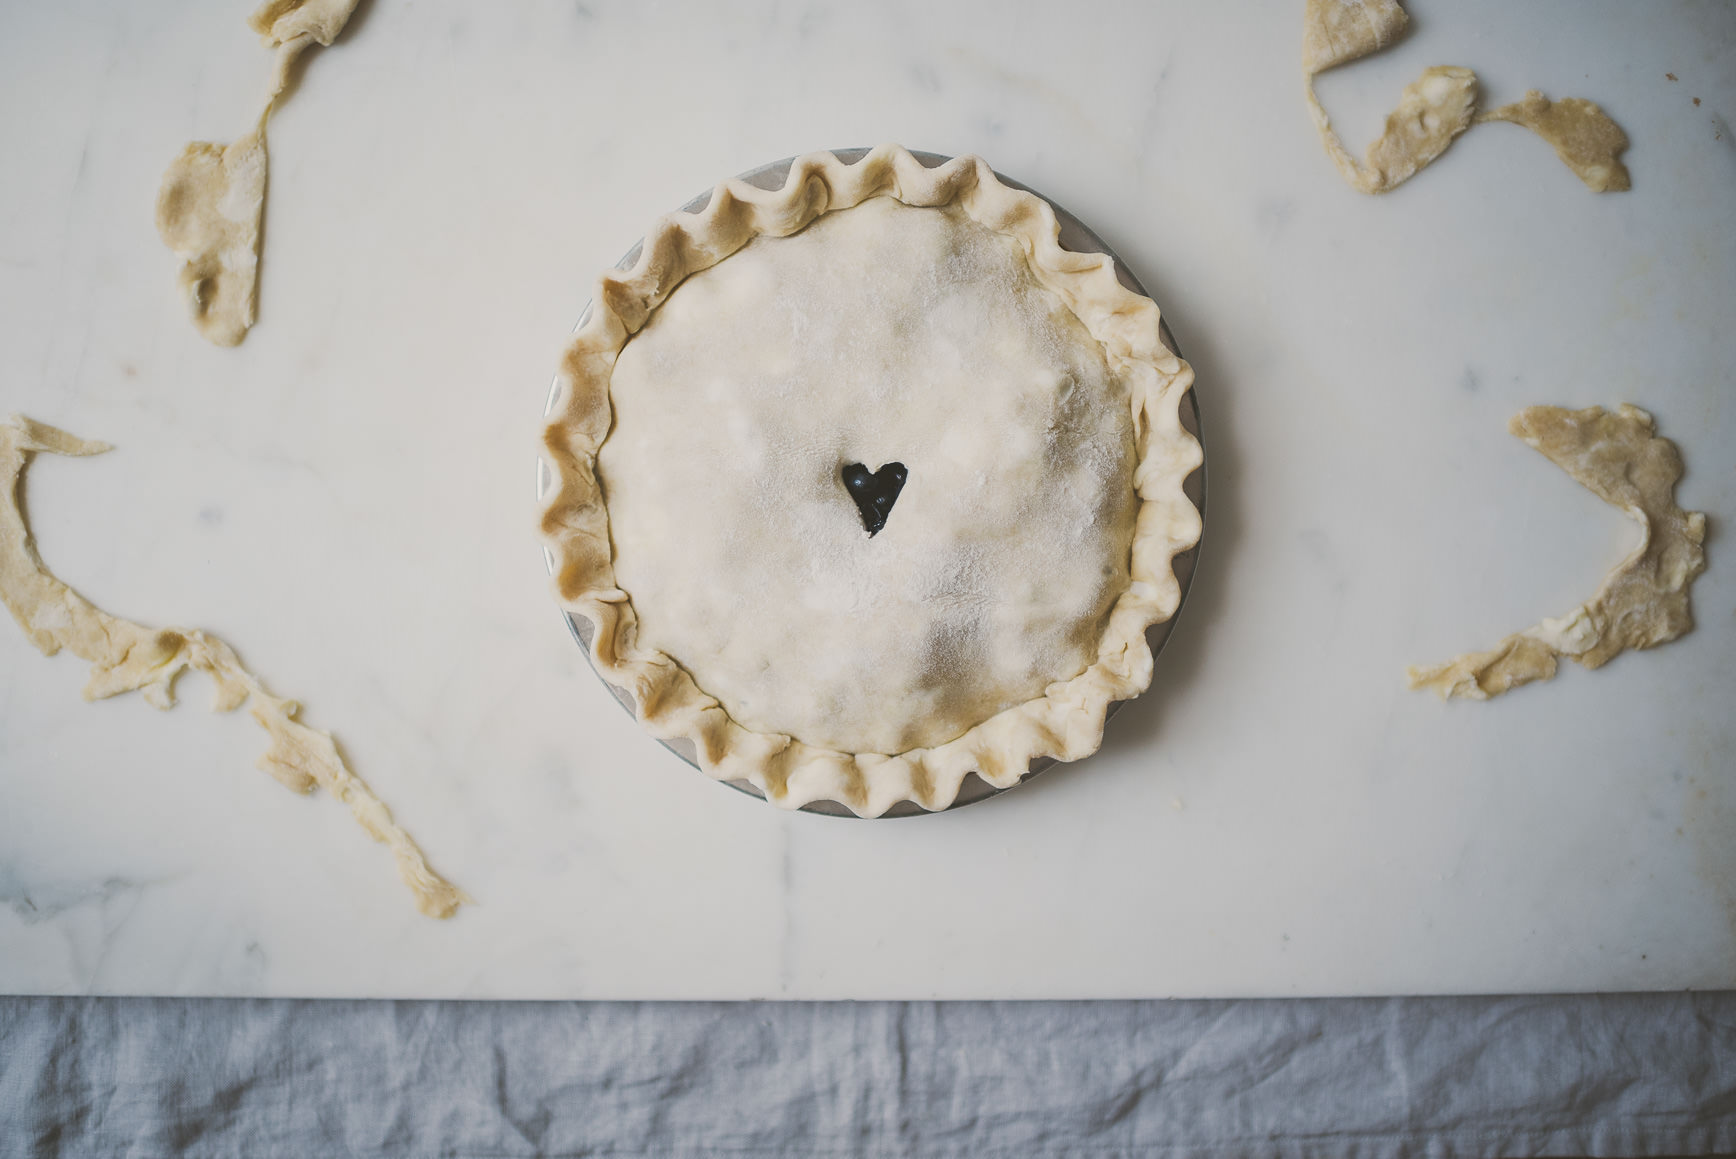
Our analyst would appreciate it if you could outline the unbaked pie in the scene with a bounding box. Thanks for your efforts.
[540,145,1202,816]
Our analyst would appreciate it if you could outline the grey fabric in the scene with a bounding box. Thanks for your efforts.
[1,995,1733,1158]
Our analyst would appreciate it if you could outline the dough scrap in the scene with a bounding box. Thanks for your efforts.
[1409,405,1707,701]
[1309,64,1480,195]
[155,130,269,348]
[601,199,1138,755]
[1303,0,1408,77]
[0,415,466,918]
[1302,0,1478,194]
[252,0,360,102]
[155,0,360,346]
[1301,0,1632,195]
[1478,90,1632,192]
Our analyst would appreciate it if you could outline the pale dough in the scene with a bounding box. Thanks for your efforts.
[1302,0,1478,195]
[251,0,359,51]
[602,198,1137,755]
[252,0,360,100]
[541,145,1203,816]
[1302,0,1408,75]
[1308,64,1480,195]
[1479,91,1632,192]
[1302,0,1632,195]
[155,0,360,347]
[156,131,269,348]
[0,415,465,918]
[1409,405,1707,700]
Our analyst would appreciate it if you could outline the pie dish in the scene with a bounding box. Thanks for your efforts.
[539,145,1203,817]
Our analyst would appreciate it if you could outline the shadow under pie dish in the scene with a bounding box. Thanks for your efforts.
[539,145,1203,818]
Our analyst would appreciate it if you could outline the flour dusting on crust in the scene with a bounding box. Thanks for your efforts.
[0,415,466,918]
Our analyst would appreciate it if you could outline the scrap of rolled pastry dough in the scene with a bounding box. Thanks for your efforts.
[1302,0,1478,194]
[1303,0,1409,74]
[0,415,465,918]
[155,0,360,346]
[1302,0,1630,194]
[1478,91,1632,193]
[156,132,269,348]
[1409,405,1707,701]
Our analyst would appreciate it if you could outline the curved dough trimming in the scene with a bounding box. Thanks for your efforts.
[1477,91,1632,193]
[601,198,1139,756]
[1409,405,1706,700]
[155,0,360,346]
[0,415,466,918]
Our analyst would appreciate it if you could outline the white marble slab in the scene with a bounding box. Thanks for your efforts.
[0,0,1731,998]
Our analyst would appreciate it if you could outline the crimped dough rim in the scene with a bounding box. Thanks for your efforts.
[539,144,1203,817]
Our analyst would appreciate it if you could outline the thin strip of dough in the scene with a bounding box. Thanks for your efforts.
[1302,0,1478,194]
[1409,405,1707,700]
[1477,91,1632,192]
[155,0,361,346]
[0,415,466,918]
[1301,0,1632,195]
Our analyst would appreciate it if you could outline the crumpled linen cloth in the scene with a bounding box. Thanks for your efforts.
[2,994,1733,1158]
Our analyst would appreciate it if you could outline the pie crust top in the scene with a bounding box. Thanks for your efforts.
[540,145,1202,816]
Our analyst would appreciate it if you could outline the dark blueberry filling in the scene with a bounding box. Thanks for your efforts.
[841,462,908,537]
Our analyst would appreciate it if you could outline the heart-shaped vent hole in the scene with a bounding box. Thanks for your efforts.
[841,462,907,537]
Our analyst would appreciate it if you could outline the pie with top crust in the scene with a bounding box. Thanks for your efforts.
[540,145,1202,816]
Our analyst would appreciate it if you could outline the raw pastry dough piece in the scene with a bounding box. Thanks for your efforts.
[1302,0,1478,194]
[155,0,360,346]
[251,0,360,105]
[1409,405,1707,700]
[156,131,269,348]
[1301,0,1632,195]
[0,415,466,918]
[1302,0,1408,75]
[1478,91,1632,192]
[251,0,359,50]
